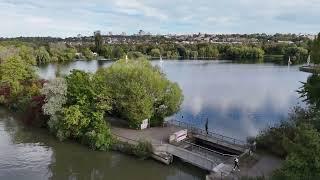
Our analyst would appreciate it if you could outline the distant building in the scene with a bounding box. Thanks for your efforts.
[108,31,113,36]
[121,32,127,36]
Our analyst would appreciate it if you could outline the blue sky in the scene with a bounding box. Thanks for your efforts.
[1,0,320,37]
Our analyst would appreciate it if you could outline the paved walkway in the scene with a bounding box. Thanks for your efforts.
[109,117,182,144]
[207,153,283,179]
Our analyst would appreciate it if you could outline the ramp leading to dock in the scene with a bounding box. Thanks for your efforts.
[154,143,222,171]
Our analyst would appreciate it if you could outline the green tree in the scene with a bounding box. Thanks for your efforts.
[190,51,198,59]
[19,45,36,65]
[150,48,161,57]
[0,55,36,96]
[83,111,113,150]
[206,46,219,58]
[82,48,94,60]
[99,58,183,128]
[298,74,320,108]
[311,33,320,64]
[56,105,90,140]
[35,46,51,64]
[41,78,68,132]
[273,124,320,179]
[112,46,124,59]
[100,45,112,59]
[94,31,103,54]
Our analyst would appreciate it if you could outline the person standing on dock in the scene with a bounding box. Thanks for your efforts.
[205,118,209,135]
[233,157,240,171]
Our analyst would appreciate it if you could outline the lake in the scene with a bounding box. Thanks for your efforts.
[39,60,309,139]
[0,60,309,180]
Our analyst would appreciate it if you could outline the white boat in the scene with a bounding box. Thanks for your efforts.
[160,55,163,62]
[288,56,292,65]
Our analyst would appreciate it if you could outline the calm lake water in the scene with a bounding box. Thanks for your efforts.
[0,60,309,180]
[38,60,309,139]
[0,108,204,180]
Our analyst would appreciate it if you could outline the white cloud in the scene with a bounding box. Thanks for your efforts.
[0,0,319,37]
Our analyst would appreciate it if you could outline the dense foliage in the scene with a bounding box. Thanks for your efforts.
[298,74,320,108]
[97,57,183,128]
[41,71,113,150]
[311,33,320,64]
[0,42,183,151]
[256,74,320,179]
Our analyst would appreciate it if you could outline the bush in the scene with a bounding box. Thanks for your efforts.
[133,140,153,158]
[111,140,152,159]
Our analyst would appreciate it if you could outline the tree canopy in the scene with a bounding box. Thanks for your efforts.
[311,33,320,64]
[97,57,183,128]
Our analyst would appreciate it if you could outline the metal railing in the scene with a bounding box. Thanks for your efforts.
[162,143,219,171]
[166,119,247,147]
[183,140,235,158]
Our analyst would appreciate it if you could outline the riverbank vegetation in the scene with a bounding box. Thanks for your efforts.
[253,35,320,179]
[255,74,320,179]
[0,45,183,151]
[112,140,153,159]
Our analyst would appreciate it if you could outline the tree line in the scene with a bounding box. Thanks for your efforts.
[0,45,183,150]
[2,32,319,65]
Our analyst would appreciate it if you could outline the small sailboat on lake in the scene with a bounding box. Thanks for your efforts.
[160,55,163,62]
[307,55,311,66]
[288,56,292,65]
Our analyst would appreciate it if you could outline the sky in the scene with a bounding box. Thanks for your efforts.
[0,0,320,37]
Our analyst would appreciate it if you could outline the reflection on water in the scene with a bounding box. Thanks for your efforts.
[0,108,204,180]
[38,60,309,140]
[156,61,308,139]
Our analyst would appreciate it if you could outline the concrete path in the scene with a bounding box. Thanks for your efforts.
[111,124,182,144]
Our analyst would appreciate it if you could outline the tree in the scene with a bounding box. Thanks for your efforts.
[82,48,94,60]
[112,46,124,59]
[41,78,68,132]
[19,45,36,65]
[311,33,320,64]
[284,46,308,63]
[57,105,90,140]
[0,46,19,63]
[274,124,320,179]
[100,58,183,128]
[150,48,161,57]
[100,45,112,59]
[206,45,219,58]
[190,51,198,59]
[94,31,103,54]
[177,45,187,58]
[0,55,36,96]
[298,74,320,108]
[41,78,67,116]
[35,46,51,64]
[41,71,113,150]
[152,81,183,126]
